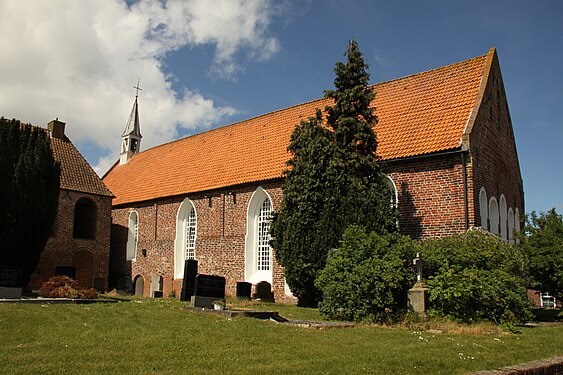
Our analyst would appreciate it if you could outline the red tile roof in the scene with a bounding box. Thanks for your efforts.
[51,136,113,197]
[104,49,493,206]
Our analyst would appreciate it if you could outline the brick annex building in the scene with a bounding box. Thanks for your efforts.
[103,48,524,301]
[28,120,113,291]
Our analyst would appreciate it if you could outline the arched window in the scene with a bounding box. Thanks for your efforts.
[489,197,499,235]
[508,208,515,244]
[499,195,507,240]
[174,198,197,278]
[245,187,273,284]
[479,187,488,230]
[126,211,138,261]
[385,176,398,209]
[73,198,96,239]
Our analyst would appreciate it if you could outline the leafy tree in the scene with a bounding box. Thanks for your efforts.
[0,118,60,288]
[316,226,418,323]
[519,209,563,300]
[423,230,532,324]
[271,40,396,307]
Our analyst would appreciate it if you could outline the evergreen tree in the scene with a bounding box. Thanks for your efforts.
[0,118,60,288]
[271,41,396,307]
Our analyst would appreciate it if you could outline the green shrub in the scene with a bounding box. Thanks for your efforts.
[423,230,532,324]
[39,275,99,299]
[316,226,418,323]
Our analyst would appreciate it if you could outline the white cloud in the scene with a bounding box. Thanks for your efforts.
[0,0,280,174]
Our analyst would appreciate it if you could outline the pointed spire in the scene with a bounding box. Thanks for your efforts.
[120,79,143,165]
[122,79,142,137]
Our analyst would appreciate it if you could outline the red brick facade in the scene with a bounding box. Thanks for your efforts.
[105,49,524,302]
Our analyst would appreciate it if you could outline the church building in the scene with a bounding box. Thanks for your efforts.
[102,48,524,301]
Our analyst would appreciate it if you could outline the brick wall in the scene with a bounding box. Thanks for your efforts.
[110,180,295,302]
[386,153,468,239]
[467,53,524,230]
[28,190,112,290]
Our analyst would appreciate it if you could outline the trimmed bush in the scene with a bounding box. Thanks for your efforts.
[423,230,532,324]
[316,226,418,323]
[39,275,99,299]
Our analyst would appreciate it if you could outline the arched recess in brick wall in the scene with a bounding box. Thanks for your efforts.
[73,198,97,239]
[72,249,95,289]
[489,197,499,235]
[174,198,197,279]
[499,195,507,240]
[133,275,144,296]
[479,188,488,230]
[508,208,515,244]
[515,208,521,239]
[126,211,138,261]
[245,187,273,285]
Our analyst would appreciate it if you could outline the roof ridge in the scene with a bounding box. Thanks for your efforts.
[133,50,490,157]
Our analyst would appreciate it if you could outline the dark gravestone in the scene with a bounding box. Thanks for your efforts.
[0,267,22,298]
[92,277,105,292]
[54,266,76,279]
[0,266,21,287]
[236,282,252,299]
[180,259,198,301]
[153,291,163,298]
[253,281,274,302]
[190,274,226,309]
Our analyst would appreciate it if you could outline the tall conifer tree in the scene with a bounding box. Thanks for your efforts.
[0,118,60,288]
[271,41,396,307]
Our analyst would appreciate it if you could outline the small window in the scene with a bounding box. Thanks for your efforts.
[185,207,197,260]
[73,198,96,239]
[479,188,488,230]
[541,293,556,308]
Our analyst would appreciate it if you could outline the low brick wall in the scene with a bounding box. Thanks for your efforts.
[472,356,563,374]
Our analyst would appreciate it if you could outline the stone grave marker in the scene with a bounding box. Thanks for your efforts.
[180,259,198,301]
[253,281,274,301]
[236,281,252,299]
[0,266,22,299]
[190,274,225,309]
[408,252,429,317]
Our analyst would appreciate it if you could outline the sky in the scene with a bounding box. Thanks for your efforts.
[1,0,561,215]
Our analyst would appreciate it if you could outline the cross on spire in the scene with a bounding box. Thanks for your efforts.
[133,78,142,98]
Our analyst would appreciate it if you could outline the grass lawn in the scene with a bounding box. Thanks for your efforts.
[1,298,561,374]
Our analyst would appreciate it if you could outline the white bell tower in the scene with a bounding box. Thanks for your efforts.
[120,80,143,165]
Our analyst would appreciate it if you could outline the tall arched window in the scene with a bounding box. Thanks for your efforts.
[73,198,96,239]
[245,187,273,284]
[489,197,499,235]
[126,211,138,261]
[508,208,515,244]
[385,176,398,209]
[174,198,197,278]
[479,187,488,230]
[499,195,507,240]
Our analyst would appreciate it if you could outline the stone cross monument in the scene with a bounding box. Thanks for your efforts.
[408,252,429,317]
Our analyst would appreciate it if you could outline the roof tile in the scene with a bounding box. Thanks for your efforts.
[104,51,489,206]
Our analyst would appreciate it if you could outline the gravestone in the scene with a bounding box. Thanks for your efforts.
[190,274,225,309]
[180,259,198,301]
[253,281,274,302]
[92,277,105,292]
[236,282,252,299]
[408,252,429,317]
[153,291,163,298]
[0,266,22,299]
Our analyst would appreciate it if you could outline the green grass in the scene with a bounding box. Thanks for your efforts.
[1,299,562,374]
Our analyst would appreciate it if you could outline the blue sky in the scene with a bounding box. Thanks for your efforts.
[1,0,561,214]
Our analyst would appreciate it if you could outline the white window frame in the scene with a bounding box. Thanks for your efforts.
[174,198,197,279]
[489,197,499,235]
[245,187,273,285]
[126,211,138,261]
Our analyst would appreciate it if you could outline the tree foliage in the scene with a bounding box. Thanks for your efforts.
[271,40,396,307]
[316,226,418,323]
[0,118,60,287]
[519,209,563,300]
[423,230,532,324]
